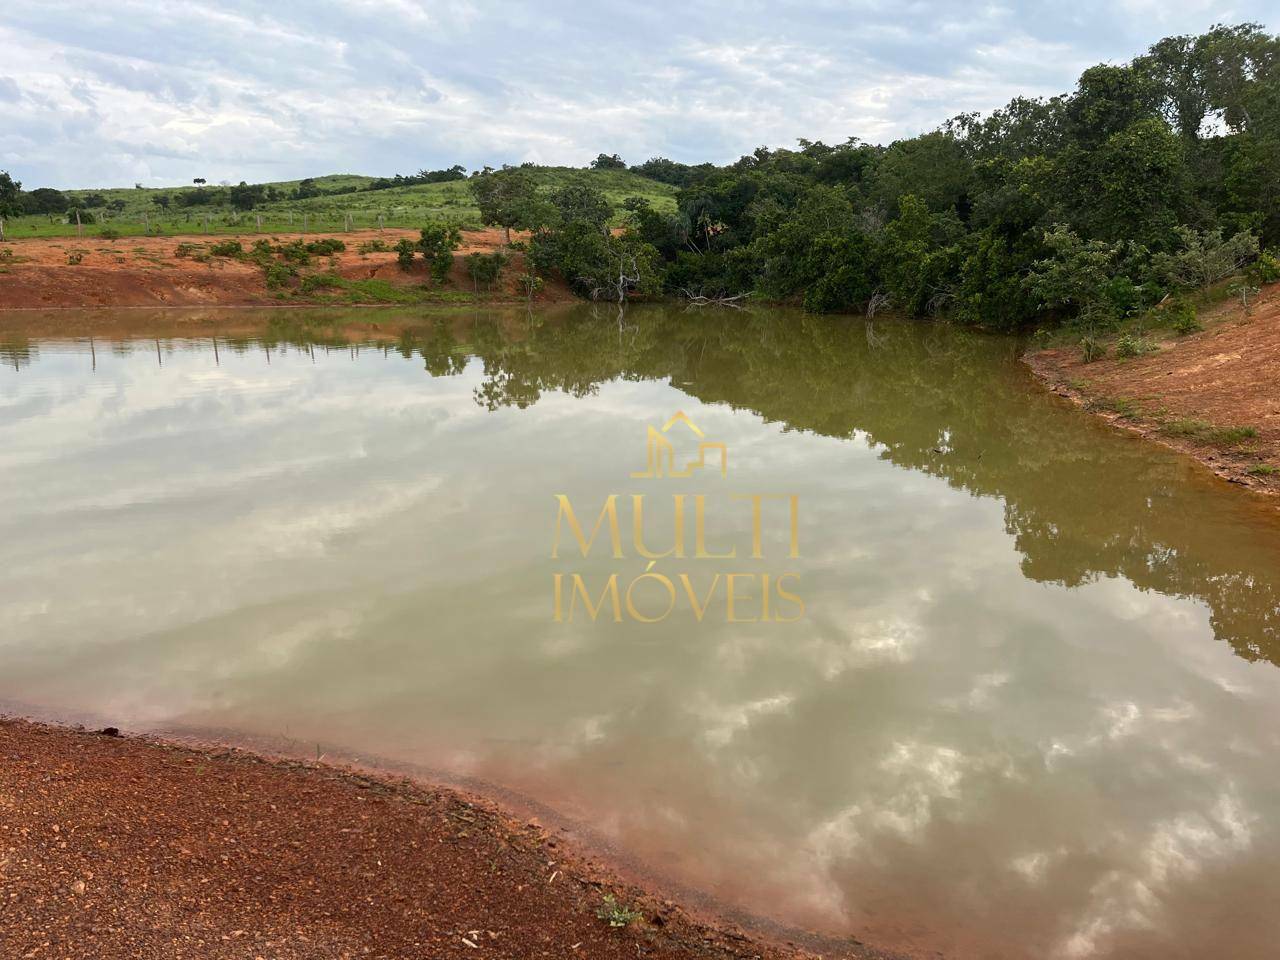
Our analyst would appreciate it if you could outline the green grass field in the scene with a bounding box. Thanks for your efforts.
[2,169,678,240]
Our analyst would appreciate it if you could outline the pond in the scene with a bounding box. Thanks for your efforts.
[2,305,1280,959]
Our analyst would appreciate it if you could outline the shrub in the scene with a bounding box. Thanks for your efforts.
[98,227,121,241]
[264,262,297,289]
[395,238,416,270]
[517,272,544,300]
[277,240,311,264]
[305,237,345,256]
[67,251,84,265]
[249,239,274,265]
[1115,333,1156,358]
[1165,298,1202,335]
[465,250,508,290]
[357,239,389,254]
[173,242,198,259]
[1246,249,1279,286]
[209,239,244,258]
[418,223,462,284]
[299,273,343,294]
[1080,335,1107,363]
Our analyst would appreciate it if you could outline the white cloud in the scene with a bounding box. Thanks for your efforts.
[1,1,1273,187]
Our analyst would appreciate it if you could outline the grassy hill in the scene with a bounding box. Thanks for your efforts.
[5,169,678,239]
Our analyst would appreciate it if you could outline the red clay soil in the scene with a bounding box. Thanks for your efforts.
[1027,284,1280,496]
[0,718,884,960]
[0,229,573,309]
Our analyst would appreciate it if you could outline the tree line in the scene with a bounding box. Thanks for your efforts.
[469,23,1279,336]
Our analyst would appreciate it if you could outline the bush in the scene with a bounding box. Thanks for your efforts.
[299,273,343,294]
[357,239,389,254]
[395,238,416,270]
[209,239,244,258]
[249,239,274,265]
[1115,333,1156,358]
[277,240,311,264]
[264,262,297,289]
[1080,335,1107,362]
[305,238,345,256]
[419,224,462,284]
[1165,298,1202,335]
[1248,250,1280,285]
[67,251,84,265]
[465,250,508,290]
[98,227,121,241]
[173,243,199,259]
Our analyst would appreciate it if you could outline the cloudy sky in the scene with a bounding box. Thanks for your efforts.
[1,1,1274,189]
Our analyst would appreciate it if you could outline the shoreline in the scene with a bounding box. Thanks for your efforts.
[0,228,577,309]
[1024,284,1280,498]
[0,714,894,960]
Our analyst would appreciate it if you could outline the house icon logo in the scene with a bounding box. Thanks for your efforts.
[631,411,727,479]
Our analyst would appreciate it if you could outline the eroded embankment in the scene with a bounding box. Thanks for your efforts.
[0,229,574,309]
[1026,285,1280,496]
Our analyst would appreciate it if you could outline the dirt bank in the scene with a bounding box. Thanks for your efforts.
[0,718,888,960]
[0,229,573,309]
[1026,284,1280,496]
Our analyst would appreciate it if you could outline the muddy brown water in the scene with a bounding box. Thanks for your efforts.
[3,305,1280,959]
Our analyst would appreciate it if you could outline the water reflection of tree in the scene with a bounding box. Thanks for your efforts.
[0,338,35,371]
[423,305,1280,668]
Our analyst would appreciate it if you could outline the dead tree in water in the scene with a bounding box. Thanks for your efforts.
[679,288,746,309]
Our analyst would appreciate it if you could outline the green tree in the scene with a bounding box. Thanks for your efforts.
[469,168,546,243]
[418,223,462,284]
[1,171,24,218]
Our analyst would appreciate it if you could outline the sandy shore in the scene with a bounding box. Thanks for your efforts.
[1026,284,1280,497]
[0,717,894,960]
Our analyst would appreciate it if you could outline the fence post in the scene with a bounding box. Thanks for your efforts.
[0,217,5,242]
[76,209,82,237]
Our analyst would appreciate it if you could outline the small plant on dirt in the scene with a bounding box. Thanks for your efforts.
[466,250,508,291]
[0,248,14,263]
[264,262,297,289]
[1228,279,1261,313]
[305,237,345,256]
[1165,298,1202,335]
[277,240,311,265]
[299,273,343,294]
[249,239,274,266]
[1161,419,1258,446]
[1115,333,1156,358]
[1247,463,1278,477]
[395,238,417,271]
[518,272,544,302]
[173,242,199,259]
[209,239,244,259]
[66,251,84,265]
[1079,335,1107,363]
[596,895,643,929]
[1087,396,1141,419]
[357,239,390,254]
